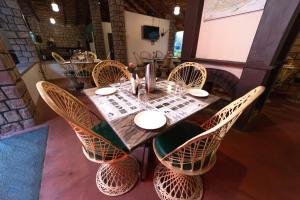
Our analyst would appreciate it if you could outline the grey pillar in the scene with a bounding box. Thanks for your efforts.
[108,0,128,64]
[89,0,106,59]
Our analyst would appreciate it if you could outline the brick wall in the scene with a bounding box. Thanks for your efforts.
[108,0,128,64]
[89,0,106,59]
[0,0,39,67]
[0,39,36,136]
[17,0,87,50]
[28,20,87,49]
[166,15,176,53]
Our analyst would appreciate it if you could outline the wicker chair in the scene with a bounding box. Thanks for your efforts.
[92,60,130,88]
[70,52,99,88]
[51,52,75,72]
[51,52,65,64]
[51,52,78,90]
[88,51,97,60]
[152,86,265,200]
[36,81,139,196]
[71,51,95,62]
[168,62,207,89]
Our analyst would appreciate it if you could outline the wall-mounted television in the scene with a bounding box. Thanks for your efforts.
[142,25,160,41]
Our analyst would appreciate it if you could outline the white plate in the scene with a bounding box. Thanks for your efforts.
[95,87,117,96]
[134,111,167,130]
[188,88,209,97]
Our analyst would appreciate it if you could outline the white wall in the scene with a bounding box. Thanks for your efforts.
[102,22,112,58]
[124,11,170,64]
[22,63,45,105]
[196,1,265,63]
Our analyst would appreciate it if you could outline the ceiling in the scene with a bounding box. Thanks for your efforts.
[18,0,186,29]
[122,0,186,30]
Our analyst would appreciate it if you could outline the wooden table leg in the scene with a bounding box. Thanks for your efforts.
[141,142,151,181]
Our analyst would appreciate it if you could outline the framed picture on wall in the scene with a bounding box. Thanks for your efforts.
[203,0,267,21]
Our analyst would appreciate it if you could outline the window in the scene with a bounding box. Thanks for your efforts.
[173,31,184,57]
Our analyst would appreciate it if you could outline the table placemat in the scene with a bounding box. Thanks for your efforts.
[89,80,216,124]
[89,90,141,121]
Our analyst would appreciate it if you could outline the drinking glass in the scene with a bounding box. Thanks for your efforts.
[176,81,187,96]
[119,77,127,91]
[138,87,148,110]
[167,82,176,93]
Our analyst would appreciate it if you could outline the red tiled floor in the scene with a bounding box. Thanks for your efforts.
[38,87,300,200]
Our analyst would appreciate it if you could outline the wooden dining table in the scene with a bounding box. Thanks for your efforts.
[83,80,219,179]
[63,58,102,64]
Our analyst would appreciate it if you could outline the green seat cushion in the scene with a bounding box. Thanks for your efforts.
[91,121,129,153]
[154,121,211,170]
[64,70,76,77]
[77,70,91,77]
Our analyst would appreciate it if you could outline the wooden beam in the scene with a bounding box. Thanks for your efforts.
[144,0,168,18]
[236,0,300,129]
[139,0,160,17]
[130,0,155,16]
[126,0,147,14]
[181,0,204,60]
[246,1,300,70]
[237,0,300,91]
[124,3,137,13]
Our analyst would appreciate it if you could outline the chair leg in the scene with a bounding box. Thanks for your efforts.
[96,156,139,196]
[153,164,203,200]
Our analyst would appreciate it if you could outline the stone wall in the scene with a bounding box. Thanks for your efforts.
[28,19,87,50]
[0,39,35,136]
[17,0,87,51]
[166,15,176,53]
[0,0,39,68]
[287,34,300,65]
[108,0,128,64]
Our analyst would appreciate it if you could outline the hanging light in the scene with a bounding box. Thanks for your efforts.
[51,2,59,12]
[174,5,180,15]
[50,18,56,24]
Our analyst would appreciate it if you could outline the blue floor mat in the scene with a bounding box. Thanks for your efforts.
[0,125,49,200]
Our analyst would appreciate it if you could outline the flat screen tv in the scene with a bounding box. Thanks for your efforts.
[143,25,159,41]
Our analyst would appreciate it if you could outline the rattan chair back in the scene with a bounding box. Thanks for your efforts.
[92,60,130,88]
[88,51,97,60]
[71,51,94,63]
[154,86,265,175]
[36,81,127,163]
[51,52,65,64]
[70,52,99,78]
[52,52,74,72]
[168,62,207,89]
